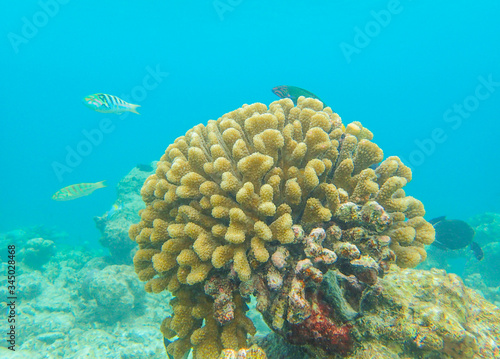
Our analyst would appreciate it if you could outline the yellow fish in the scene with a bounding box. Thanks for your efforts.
[52,181,107,201]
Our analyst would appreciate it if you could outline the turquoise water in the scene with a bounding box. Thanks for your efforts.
[2,1,500,245]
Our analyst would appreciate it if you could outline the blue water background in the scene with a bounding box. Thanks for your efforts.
[1,0,499,246]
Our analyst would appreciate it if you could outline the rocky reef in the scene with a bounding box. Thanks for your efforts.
[2,157,499,358]
[2,226,67,271]
[352,267,500,359]
[253,267,500,358]
[421,212,500,308]
[94,164,154,263]
[0,226,171,358]
[469,212,500,246]
[128,97,440,358]
[463,212,500,307]
[18,237,56,269]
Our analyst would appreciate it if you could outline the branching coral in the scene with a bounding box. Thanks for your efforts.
[129,97,434,358]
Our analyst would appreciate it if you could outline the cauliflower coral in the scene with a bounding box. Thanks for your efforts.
[129,97,434,358]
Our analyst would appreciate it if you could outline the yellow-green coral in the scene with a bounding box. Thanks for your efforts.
[353,266,499,359]
[129,96,434,358]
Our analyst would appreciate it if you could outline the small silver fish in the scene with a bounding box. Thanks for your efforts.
[106,203,123,217]
[83,93,140,114]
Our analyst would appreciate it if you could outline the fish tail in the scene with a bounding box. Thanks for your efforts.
[96,180,107,188]
[129,104,141,115]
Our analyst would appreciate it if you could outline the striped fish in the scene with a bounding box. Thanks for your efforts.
[52,181,107,201]
[272,85,323,105]
[83,93,140,114]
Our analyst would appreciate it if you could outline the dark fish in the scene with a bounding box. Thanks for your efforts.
[470,241,484,261]
[429,216,483,260]
[369,162,380,170]
[272,85,323,105]
[164,337,189,359]
[136,163,154,172]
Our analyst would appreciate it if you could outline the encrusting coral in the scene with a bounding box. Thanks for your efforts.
[129,97,434,358]
[252,266,500,359]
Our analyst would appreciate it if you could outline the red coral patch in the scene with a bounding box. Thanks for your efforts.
[287,293,353,355]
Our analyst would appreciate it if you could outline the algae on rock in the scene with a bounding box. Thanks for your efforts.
[255,266,500,359]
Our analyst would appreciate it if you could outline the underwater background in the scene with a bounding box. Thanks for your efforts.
[1,1,500,358]
[2,0,500,244]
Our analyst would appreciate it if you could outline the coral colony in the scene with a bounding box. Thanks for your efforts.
[129,97,437,358]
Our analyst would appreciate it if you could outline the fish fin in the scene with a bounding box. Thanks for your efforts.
[429,216,446,226]
[96,180,107,188]
[129,104,141,114]
[431,239,448,250]
[470,241,484,261]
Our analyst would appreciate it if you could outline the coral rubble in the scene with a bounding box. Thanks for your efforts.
[18,237,56,269]
[129,97,439,358]
[0,235,172,358]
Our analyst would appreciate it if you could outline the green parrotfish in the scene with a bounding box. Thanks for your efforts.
[83,93,140,114]
[272,85,323,105]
